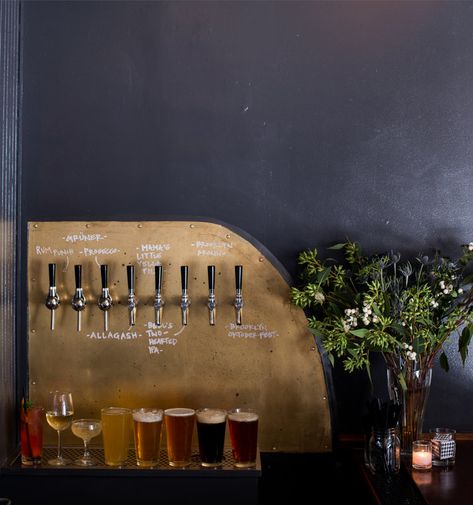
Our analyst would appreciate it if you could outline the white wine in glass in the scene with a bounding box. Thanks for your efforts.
[46,391,74,466]
[71,419,102,466]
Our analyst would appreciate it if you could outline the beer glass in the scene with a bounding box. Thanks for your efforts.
[228,408,259,468]
[164,408,195,467]
[101,407,132,467]
[196,408,227,467]
[133,408,163,467]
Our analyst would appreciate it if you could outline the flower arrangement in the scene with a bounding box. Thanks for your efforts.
[291,241,473,383]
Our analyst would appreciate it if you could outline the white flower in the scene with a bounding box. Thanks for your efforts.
[372,315,379,323]
[401,322,406,327]
[431,300,439,308]
[443,289,449,295]
[403,342,409,349]
[469,242,473,251]
[363,318,370,326]
[344,309,351,315]
[458,288,464,294]
[439,281,446,289]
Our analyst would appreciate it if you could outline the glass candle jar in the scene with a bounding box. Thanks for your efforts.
[368,428,401,475]
[412,440,432,470]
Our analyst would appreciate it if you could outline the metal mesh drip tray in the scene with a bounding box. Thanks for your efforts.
[14,447,261,474]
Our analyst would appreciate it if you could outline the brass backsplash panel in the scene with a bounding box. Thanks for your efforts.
[28,221,331,452]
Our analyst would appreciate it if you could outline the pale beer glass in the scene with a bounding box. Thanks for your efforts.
[196,408,227,467]
[101,407,132,467]
[228,408,259,468]
[133,408,163,467]
[164,408,195,467]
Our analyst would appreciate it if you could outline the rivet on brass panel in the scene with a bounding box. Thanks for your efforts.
[190,223,195,228]
[226,234,231,239]
[33,223,38,228]
[31,329,35,333]
[137,224,143,229]
[259,257,264,262]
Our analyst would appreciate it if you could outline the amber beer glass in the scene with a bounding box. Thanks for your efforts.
[101,407,132,467]
[196,408,227,467]
[164,408,195,467]
[133,408,163,467]
[228,408,259,468]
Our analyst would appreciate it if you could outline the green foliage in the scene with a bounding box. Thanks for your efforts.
[291,241,473,376]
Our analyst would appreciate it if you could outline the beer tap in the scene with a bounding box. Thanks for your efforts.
[234,265,244,326]
[45,263,60,330]
[98,264,112,331]
[207,265,216,326]
[127,265,137,327]
[154,265,164,327]
[71,264,86,332]
[180,265,190,326]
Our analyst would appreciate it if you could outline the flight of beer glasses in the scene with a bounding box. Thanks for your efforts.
[71,419,102,466]
[46,391,74,466]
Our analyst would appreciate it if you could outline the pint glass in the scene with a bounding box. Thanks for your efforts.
[133,408,163,467]
[196,408,226,467]
[228,408,258,468]
[101,407,132,467]
[164,408,195,467]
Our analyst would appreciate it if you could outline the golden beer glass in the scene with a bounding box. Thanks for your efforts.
[132,408,163,467]
[101,407,132,467]
[164,408,195,467]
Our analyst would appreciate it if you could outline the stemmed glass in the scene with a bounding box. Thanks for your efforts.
[71,419,102,466]
[46,391,74,466]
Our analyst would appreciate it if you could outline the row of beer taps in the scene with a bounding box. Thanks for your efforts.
[45,263,244,331]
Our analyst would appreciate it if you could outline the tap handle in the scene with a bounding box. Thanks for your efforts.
[155,265,163,291]
[181,265,188,291]
[127,265,135,291]
[48,263,56,287]
[101,264,109,289]
[208,265,215,291]
[74,264,82,289]
[235,265,243,291]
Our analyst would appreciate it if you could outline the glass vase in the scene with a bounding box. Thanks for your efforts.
[387,365,432,454]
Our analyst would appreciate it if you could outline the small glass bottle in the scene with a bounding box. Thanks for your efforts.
[368,428,401,475]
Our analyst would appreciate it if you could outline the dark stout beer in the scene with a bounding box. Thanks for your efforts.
[196,408,227,467]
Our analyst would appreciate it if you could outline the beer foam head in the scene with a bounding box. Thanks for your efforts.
[164,408,195,417]
[132,409,163,423]
[196,409,226,424]
[228,411,258,422]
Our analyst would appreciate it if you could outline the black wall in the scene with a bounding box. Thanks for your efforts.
[21,0,473,433]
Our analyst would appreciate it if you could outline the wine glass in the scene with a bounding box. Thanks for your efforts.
[46,391,74,466]
[71,419,102,466]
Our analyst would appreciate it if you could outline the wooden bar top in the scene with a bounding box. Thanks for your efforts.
[408,440,473,505]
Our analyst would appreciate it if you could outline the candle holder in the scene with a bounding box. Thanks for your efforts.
[412,440,432,470]
[429,427,456,467]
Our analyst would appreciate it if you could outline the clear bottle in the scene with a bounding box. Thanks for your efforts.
[368,428,401,475]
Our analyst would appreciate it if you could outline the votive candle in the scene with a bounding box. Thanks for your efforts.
[412,440,432,470]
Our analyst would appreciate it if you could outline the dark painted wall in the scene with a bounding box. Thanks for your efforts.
[21,0,473,433]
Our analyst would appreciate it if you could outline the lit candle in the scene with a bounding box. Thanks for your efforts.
[412,441,432,470]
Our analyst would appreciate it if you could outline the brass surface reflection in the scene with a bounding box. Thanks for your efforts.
[28,221,331,452]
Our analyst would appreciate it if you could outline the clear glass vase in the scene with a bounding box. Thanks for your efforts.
[387,365,432,454]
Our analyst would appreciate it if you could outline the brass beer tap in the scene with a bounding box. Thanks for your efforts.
[234,265,244,326]
[180,265,190,326]
[71,264,86,332]
[98,264,112,331]
[45,263,60,330]
[153,265,164,327]
[127,265,137,327]
[207,265,216,326]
